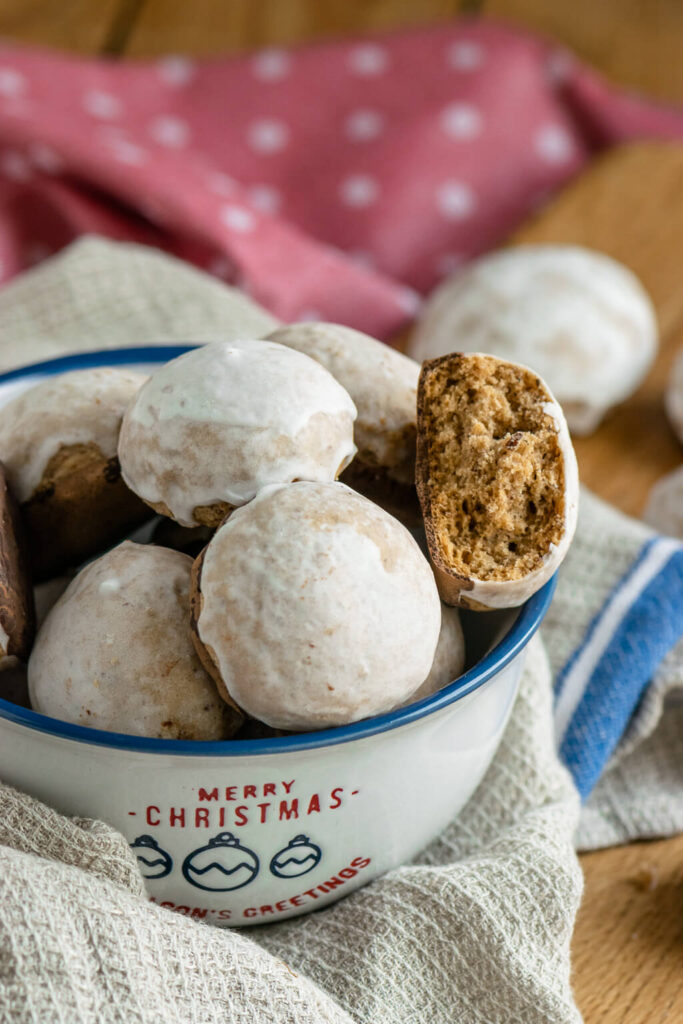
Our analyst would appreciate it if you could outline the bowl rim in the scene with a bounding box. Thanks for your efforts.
[0,346,556,758]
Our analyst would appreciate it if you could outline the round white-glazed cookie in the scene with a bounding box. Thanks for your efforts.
[267,323,419,484]
[118,340,358,528]
[190,481,442,730]
[644,466,683,539]
[0,367,151,579]
[402,605,465,705]
[0,367,148,503]
[665,349,683,445]
[29,541,239,739]
[411,245,658,436]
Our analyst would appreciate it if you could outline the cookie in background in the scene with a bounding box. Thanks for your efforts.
[410,245,657,436]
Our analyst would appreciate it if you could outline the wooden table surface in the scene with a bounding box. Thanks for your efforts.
[1,2,682,1022]
[514,142,683,1023]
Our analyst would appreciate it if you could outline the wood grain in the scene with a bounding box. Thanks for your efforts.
[483,0,683,103]
[512,141,683,1024]
[512,142,683,518]
[123,0,466,57]
[0,0,124,54]
[574,836,683,1021]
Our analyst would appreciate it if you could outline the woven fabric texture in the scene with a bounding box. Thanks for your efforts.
[1,239,682,1023]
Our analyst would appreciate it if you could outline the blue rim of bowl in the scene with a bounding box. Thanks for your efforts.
[0,347,557,757]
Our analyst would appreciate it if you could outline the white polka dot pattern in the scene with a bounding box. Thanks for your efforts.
[247,119,290,154]
[82,90,122,120]
[345,109,384,141]
[396,286,422,314]
[440,102,482,139]
[207,172,237,196]
[27,143,63,173]
[340,175,380,208]
[0,68,25,97]
[251,49,291,82]
[247,184,281,214]
[149,115,190,148]
[157,56,195,86]
[436,180,477,219]
[348,44,389,76]
[0,21,661,336]
[296,308,323,322]
[106,138,147,166]
[535,124,574,163]
[220,204,256,233]
[448,41,484,71]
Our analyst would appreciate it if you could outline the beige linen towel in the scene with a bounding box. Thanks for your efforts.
[1,237,680,1023]
[0,638,581,1024]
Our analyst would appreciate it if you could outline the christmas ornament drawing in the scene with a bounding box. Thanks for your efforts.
[182,832,260,891]
[269,835,322,878]
[130,835,173,879]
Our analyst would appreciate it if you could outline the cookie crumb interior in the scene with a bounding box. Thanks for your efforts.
[422,354,566,582]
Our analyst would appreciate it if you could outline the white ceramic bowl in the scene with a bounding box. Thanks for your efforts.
[0,349,556,927]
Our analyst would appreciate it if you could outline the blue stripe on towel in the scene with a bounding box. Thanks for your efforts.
[554,537,683,799]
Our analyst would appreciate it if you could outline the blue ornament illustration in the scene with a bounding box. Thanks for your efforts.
[182,832,260,892]
[269,835,322,879]
[130,835,173,880]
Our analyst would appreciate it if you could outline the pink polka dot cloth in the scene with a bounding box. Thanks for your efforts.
[0,18,680,338]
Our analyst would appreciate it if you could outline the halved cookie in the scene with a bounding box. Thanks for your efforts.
[416,353,578,610]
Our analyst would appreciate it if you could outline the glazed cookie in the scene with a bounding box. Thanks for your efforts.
[267,323,421,523]
[644,466,683,539]
[665,348,683,445]
[411,245,657,435]
[0,462,35,665]
[402,605,465,705]
[0,367,150,579]
[29,541,240,739]
[416,353,578,610]
[190,481,441,730]
[118,340,357,528]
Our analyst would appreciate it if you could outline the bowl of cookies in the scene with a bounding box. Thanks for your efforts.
[0,326,577,926]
